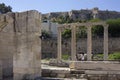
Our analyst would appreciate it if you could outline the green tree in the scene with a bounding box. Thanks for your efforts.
[41,30,51,39]
[62,29,71,39]
[92,25,104,37]
[77,26,87,38]
[107,18,120,37]
[0,3,12,14]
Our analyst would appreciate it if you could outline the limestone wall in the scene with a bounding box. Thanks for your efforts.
[0,13,15,77]
[0,10,42,80]
[0,61,2,80]
[13,10,41,80]
[42,38,120,58]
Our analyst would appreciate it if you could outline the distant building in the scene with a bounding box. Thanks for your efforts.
[92,7,99,19]
[41,20,58,38]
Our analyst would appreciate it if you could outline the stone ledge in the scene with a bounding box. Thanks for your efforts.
[85,70,120,75]
[69,61,120,70]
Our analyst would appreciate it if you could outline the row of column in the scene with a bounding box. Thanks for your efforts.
[57,24,109,61]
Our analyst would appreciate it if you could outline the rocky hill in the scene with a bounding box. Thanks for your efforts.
[42,7,120,23]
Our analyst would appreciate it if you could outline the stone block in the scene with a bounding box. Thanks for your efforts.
[69,61,120,71]
[50,73,57,77]
[86,71,120,80]
[70,70,85,74]
[57,74,65,78]
[51,70,70,74]
[49,59,69,67]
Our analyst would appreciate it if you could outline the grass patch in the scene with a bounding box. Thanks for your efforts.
[93,53,103,60]
[93,52,120,60]
[62,54,70,60]
[109,52,120,60]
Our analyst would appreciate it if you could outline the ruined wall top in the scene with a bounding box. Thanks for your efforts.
[0,10,41,33]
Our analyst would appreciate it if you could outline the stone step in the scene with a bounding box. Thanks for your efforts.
[3,77,88,80]
[69,61,120,71]
[42,77,88,80]
[70,70,85,74]
[42,69,87,79]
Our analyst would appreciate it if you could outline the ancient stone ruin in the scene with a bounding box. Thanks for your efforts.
[0,10,120,80]
[0,10,41,80]
[57,22,109,61]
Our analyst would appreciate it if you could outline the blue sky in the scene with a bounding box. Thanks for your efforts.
[0,0,120,13]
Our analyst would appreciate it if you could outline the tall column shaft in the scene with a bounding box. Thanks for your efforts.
[104,25,109,60]
[87,26,92,61]
[57,27,62,60]
[71,26,76,61]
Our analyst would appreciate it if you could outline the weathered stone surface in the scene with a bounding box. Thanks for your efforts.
[69,61,120,70]
[57,74,65,78]
[0,61,2,80]
[0,10,42,79]
[85,70,120,80]
[0,12,14,77]
[49,59,69,67]
[13,10,41,80]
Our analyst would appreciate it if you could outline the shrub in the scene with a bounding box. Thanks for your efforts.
[41,30,51,39]
[92,53,103,60]
[62,29,71,39]
[93,52,120,60]
[109,52,120,60]
[62,54,70,60]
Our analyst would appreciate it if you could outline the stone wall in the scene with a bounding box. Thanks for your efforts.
[0,10,42,79]
[42,38,120,58]
[0,61,2,80]
[0,12,15,77]
[13,10,42,80]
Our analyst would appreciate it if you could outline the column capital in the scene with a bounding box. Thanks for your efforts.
[103,24,109,28]
[87,25,92,29]
[58,27,62,30]
[71,25,76,29]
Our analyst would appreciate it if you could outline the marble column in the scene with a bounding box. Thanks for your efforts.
[57,27,62,60]
[103,25,109,60]
[87,26,92,61]
[71,26,76,61]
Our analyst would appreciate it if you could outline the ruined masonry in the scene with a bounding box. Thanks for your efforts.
[0,10,41,80]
